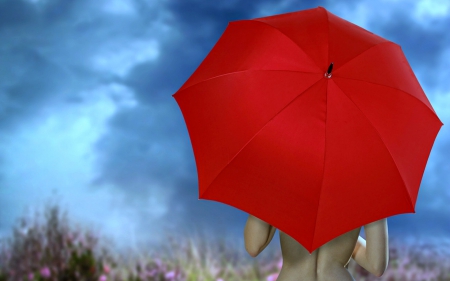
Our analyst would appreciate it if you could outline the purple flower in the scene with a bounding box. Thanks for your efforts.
[148,269,158,277]
[103,264,111,274]
[99,274,107,281]
[28,273,34,280]
[165,270,176,279]
[40,267,51,278]
[277,258,283,270]
[154,258,162,268]
[267,273,279,281]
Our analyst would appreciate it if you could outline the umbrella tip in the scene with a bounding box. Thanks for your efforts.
[325,62,334,78]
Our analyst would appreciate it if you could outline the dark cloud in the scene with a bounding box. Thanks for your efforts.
[123,2,266,106]
[92,104,187,190]
[0,0,449,251]
[0,0,37,27]
[123,0,326,105]
[0,0,153,128]
[388,208,450,239]
[93,0,450,244]
[122,49,188,105]
[40,0,80,22]
[0,45,75,130]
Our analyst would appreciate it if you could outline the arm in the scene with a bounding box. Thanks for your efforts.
[244,214,276,257]
[352,218,389,277]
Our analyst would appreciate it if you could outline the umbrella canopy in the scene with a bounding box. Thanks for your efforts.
[172,6,443,253]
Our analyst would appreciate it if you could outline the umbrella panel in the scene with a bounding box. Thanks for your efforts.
[176,71,323,192]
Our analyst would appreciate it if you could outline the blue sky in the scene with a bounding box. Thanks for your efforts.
[0,0,449,257]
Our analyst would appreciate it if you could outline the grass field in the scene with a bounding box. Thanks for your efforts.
[0,202,449,281]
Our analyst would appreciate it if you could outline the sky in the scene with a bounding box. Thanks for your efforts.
[0,0,449,258]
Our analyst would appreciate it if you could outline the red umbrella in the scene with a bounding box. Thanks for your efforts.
[172,6,443,253]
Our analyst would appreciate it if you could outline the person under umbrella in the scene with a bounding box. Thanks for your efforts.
[245,215,388,280]
[173,6,442,281]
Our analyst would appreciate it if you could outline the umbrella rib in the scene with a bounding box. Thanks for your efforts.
[309,8,331,246]
[252,20,323,72]
[332,81,415,211]
[205,76,324,195]
[175,69,321,95]
[335,76,440,120]
[312,78,328,251]
[312,9,331,249]
[333,41,396,72]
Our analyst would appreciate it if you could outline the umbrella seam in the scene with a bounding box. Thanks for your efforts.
[310,9,330,252]
[333,41,397,72]
[334,76,441,122]
[174,69,322,95]
[251,19,323,72]
[202,77,324,198]
[331,81,415,211]
[309,7,331,253]
[312,78,328,253]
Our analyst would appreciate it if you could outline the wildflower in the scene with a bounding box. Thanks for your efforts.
[216,279,224,281]
[267,273,279,281]
[28,273,34,280]
[165,270,175,279]
[99,274,107,281]
[40,267,51,278]
[277,258,283,270]
[65,234,73,247]
[154,258,162,268]
[103,264,111,274]
[148,269,158,277]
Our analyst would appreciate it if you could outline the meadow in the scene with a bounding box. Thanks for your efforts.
[0,202,449,281]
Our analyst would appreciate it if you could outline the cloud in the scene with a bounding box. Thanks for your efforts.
[0,0,37,26]
[101,0,137,16]
[0,0,449,255]
[0,82,113,220]
[0,46,75,130]
[414,0,450,20]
